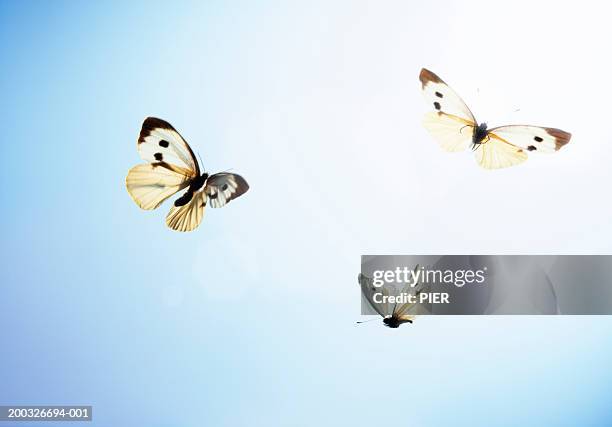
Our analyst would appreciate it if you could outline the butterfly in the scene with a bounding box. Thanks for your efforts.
[126,117,249,232]
[419,68,571,169]
[357,269,426,328]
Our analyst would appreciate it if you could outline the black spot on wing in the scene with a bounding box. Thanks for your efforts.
[534,136,543,142]
[221,184,228,191]
[159,140,170,148]
[138,117,177,144]
[433,102,441,110]
[435,91,444,98]
[209,192,218,199]
[154,152,163,161]
[527,145,537,151]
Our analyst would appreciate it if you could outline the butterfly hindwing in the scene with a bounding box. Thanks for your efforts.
[487,125,571,153]
[126,163,192,210]
[422,111,474,152]
[474,134,528,169]
[165,190,206,232]
[205,173,250,208]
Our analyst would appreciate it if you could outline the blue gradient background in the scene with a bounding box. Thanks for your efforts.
[2,1,612,426]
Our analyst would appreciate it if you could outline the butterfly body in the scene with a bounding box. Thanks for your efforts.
[174,172,208,207]
[383,315,413,328]
[420,68,571,169]
[472,122,489,146]
[126,117,249,232]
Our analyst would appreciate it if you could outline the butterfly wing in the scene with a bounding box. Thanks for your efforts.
[422,112,475,152]
[205,173,249,208]
[420,68,478,152]
[358,273,391,318]
[165,190,206,232]
[137,117,200,175]
[419,68,477,121]
[126,163,192,210]
[474,134,528,169]
[487,125,571,153]
[394,265,429,318]
[127,117,200,210]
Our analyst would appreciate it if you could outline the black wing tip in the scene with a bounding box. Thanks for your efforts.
[419,68,444,88]
[232,175,250,200]
[235,174,250,193]
[138,117,176,144]
[545,128,571,150]
[142,116,174,128]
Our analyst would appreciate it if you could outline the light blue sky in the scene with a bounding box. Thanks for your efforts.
[1,1,612,426]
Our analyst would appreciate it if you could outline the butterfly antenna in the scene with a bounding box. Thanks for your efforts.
[355,318,379,326]
[197,153,205,172]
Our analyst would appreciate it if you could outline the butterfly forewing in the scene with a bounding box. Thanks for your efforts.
[138,117,200,176]
[205,173,249,208]
[419,68,477,123]
[488,125,571,153]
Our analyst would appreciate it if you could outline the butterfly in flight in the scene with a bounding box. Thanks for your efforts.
[126,117,249,232]
[419,68,571,169]
[357,269,426,328]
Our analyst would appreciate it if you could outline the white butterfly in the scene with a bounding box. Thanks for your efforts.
[126,117,249,232]
[357,269,427,328]
[419,68,571,169]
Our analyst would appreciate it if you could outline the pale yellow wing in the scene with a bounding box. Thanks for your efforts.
[126,163,192,210]
[165,190,206,232]
[422,111,475,152]
[474,135,528,169]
